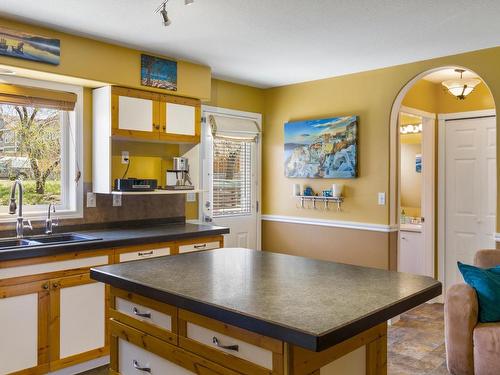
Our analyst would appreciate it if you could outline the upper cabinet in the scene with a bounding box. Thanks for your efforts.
[95,86,201,144]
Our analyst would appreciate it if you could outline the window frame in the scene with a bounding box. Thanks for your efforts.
[0,75,84,222]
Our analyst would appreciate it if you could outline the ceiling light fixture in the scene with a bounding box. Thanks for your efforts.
[400,123,422,134]
[442,69,481,100]
[155,0,195,27]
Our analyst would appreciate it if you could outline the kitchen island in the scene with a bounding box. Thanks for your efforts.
[91,248,441,375]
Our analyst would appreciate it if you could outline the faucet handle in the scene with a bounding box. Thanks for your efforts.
[23,219,32,230]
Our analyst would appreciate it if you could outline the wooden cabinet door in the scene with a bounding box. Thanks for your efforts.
[159,97,201,143]
[0,280,50,374]
[49,273,108,371]
[111,87,161,140]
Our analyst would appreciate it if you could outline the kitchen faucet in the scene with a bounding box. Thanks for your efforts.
[45,202,58,235]
[9,180,32,238]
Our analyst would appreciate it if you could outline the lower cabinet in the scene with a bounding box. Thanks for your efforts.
[49,273,107,371]
[110,320,239,375]
[0,280,49,375]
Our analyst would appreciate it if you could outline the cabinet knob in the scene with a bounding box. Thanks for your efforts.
[162,125,166,131]
[52,282,59,289]
[42,283,49,290]
[154,124,160,130]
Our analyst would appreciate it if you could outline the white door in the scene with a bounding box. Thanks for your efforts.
[445,116,496,286]
[201,108,261,250]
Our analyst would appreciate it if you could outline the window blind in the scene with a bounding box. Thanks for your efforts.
[0,83,77,111]
[213,138,252,217]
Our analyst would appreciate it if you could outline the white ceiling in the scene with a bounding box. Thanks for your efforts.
[423,68,480,83]
[0,0,499,88]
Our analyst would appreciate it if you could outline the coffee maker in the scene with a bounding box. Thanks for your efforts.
[166,157,194,190]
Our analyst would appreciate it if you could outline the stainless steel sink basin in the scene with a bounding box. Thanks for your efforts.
[28,233,97,244]
[0,238,39,248]
[0,233,100,250]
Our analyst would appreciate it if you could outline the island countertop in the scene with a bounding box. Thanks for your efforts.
[91,248,441,352]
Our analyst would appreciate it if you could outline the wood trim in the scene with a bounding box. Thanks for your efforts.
[0,249,112,269]
[179,308,282,353]
[49,279,61,364]
[110,319,239,375]
[49,347,109,372]
[109,334,119,373]
[38,287,50,366]
[0,279,48,298]
[366,331,387,375]
[290,322,387,375]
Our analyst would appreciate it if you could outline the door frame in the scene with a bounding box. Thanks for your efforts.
[398,105,436,278]
[437,109,496,289]
[199,105,262,250]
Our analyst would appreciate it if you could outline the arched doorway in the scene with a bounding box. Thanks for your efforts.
[389,66,497,291]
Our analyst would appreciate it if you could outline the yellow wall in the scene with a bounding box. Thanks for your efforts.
[0,18,211,99]
[263,47,500,227]
[207,79,265,113]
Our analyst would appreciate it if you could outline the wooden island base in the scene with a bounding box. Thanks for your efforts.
[108,287,387,375]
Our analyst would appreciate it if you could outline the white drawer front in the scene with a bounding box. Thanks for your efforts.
[119,338,193,375]
[116,297,172,331]
[186,322,273,370]
[0,255,109,280]
[178,241,220,254]
[119,247,170,263]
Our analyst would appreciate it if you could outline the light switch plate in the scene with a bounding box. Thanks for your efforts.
[113,194,122,207]
[378,192,386,206]
[186,192,196,202]
[86,192,96,208]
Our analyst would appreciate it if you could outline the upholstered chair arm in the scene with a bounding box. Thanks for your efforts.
[474,249,500,268]
[445,283,478,375]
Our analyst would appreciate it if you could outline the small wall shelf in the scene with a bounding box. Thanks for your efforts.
[296,195,344,211]
[111,189,204,195]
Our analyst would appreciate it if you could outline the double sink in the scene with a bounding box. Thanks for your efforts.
[0,233,100,250]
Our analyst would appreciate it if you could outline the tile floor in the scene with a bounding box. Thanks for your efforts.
[79,303,448,375]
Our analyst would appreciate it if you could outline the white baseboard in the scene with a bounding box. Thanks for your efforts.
[48,356,109,375]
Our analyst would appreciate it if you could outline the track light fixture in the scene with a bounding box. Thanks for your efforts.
[155,0,195,27]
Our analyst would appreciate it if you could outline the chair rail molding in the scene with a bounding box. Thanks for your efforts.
[261,215,398,232]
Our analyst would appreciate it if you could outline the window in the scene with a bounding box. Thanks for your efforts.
[0,78,82,220]
[212,138,252,217]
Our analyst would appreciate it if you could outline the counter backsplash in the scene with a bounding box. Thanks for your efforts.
[0,182,186,235]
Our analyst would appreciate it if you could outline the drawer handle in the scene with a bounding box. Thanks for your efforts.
[194,244,207,249]
[138,251,154,256]
[133,360,151,373]
[133,307,152,319]
[212,336,239,351]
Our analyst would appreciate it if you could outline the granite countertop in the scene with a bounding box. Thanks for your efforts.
[91,248,442,352]
[0,222,229,261]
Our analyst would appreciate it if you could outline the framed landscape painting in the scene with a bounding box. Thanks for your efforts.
[0,26,60,65]
[141,54,177,91]
[284,116,358,178]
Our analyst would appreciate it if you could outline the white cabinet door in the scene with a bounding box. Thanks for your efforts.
[58,280,106,359]
[119,96,154,132]
[399,230,425,275]
[165,102,195,136]
[0,285,46,374]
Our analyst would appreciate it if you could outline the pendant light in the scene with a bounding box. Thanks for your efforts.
[442,69,481,100]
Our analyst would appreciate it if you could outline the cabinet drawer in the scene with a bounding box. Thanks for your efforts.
[178,241,220,254]
[110,287,177,345]
[179,310,283,375]
[110,320,239,375]
[119,247,170,262]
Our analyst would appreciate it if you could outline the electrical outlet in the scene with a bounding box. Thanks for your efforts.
[378,192,386,206]
[186,192,196,202]
[113,194,122,207]
[121,151,129,164]
[86,192,96,208]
